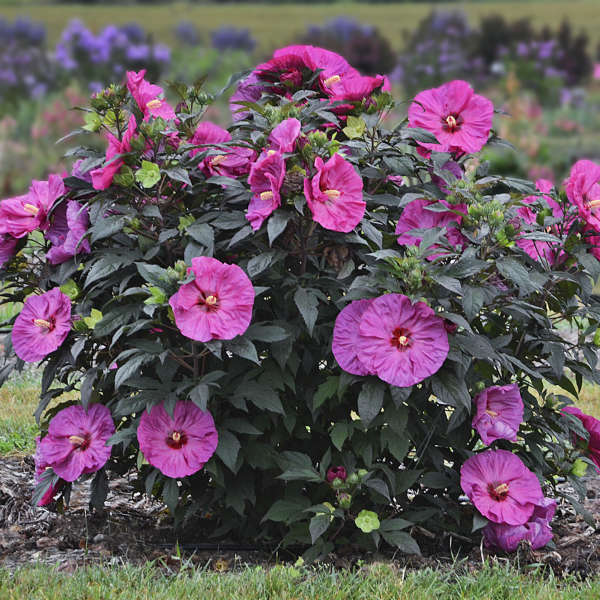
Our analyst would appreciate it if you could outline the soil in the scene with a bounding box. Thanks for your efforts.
[1,455,599,576]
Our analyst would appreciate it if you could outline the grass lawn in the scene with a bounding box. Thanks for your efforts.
[0,1,598,54]
[2,562,600,600]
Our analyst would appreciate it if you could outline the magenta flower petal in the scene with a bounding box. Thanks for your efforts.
[246,150,285,230]
[483,518,553,552]
[460,449,544,525]
[12,288,71,362]
[46,200,90,265]
[562,405,600,472]
[34,437,62,506]
[137,401,218,478]
[408,80,493,155]
[332,299,374,376]
[565,159,600,233]
[127,69,176,121]
[269,118,301,153]
[169,256,254,342]
[304,154,365,233]
[39,404,114,482]
[91,114,137,191]
[356,294,448,387]
[190,122,232,172]
[472,384,524,446]
[395,198,466,259]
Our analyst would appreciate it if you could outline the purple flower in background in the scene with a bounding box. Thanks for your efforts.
[175,22,201,46]
[211,26,256,52]
[39,404,114,482]
[45,201,90,265]
[472,384,524,445]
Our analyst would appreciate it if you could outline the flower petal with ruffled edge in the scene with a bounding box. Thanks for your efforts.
[332,299,374,376]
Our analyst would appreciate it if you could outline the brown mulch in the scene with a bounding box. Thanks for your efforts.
[1,455,599,575]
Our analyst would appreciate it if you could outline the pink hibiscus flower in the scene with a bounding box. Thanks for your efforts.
[169,256,254,342]
[190,121,232,173]
[269,118,301,153]
[482,496,556,552]
[38,404,115,482]
[303,154,365,232]
[562,405,600,472]
[472,384,524,446]
[137,401,218,478]
[45,201,90,265]
[356,294,449,387]
[12,288,72,362]
[246,150,286,231]
[408,80,494,155]
[126,70,177,121]
[395,198,467,259]
[0,234,17,268]
[516,179,567,265]
[0,174,65,238]
[326,73,387,104]
[332,299,374,376]
[34,437,62,506]
[91,114,137,191]
[460,449,544,525]
[565,159,600,232]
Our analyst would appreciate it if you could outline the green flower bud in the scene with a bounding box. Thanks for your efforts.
[357,469,368,479]
[346,473,359,485]
[331,477,345,489]
[337,492,352,509]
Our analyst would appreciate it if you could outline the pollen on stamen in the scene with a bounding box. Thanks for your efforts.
[485,409,499,417]
[23,203,39,216]
[69,435,86,446]
[324,189,341,199]
[445,115,457,129]
[260,191,274,201]
[588,199,600,209]
[205,295,218,306]
[172,431,181,443]
[211,154,227,166]
[146,99,162,110]
[324,74,341,88]
[33,318,51,329]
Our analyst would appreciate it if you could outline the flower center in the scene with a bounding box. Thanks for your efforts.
[390,327,411,350]
[587,199,600,211]
[260,191,274,201]
[444,114,460,132]
[199,293,219,312]
[33,318,52,330]
[167,430,187,449]
[485,409,498,417]
[324,74,341,88]
[205,295,218,306]
[488,482,510,501]
[267,149,277,156]
[211,154,227,166]
[69,433,91,451]
[146,99,162,110]
[324,189,341,200]
[23,203,39,216]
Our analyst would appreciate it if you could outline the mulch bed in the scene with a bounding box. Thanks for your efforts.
[1,455,599,576]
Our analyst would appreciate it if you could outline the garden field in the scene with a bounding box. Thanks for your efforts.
[3,0,600,597]
[1,1,600,52]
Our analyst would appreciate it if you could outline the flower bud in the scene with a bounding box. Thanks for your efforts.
[346,472,359,485]
[326,466,347,483]
[337,492,352,509]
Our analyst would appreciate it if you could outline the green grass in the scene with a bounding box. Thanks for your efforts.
[1,1,599,54]
[2,561,600,600]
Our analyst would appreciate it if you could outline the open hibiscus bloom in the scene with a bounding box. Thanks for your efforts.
[247,150,286,231]
[408,80,494,155]
[565,159,600,232]
[304,154,365,232]
[472,384,524,446]
[91,114,137,191]
[45,201,90,265]
[562,405,600,471]
[127,69,176,121]
[169,256,254,342]
[137,401,218,478]
[356,294,449,387]
[461,449,544,525]
[190,121,232,175]
[332,299,374,376]
[483,496,556,552]
[395,198,466,259]
[38,404,115,482]
[12,288,72,362]
[0,174,65,238]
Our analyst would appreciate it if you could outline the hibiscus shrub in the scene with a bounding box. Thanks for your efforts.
[2,45,600,559]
